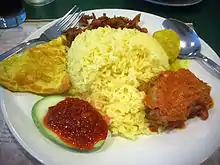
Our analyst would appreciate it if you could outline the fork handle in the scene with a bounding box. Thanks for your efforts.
[0,38,44,62]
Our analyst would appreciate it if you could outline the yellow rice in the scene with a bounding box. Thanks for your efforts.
[68,27,169,139]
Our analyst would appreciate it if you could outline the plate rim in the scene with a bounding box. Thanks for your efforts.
[143,0,204,7]
[1,8,219,165]
[0,90,46,164]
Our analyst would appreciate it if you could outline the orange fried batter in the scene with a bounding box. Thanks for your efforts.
[144,69,213,132]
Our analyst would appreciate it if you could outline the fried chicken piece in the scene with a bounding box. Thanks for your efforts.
[0,37,71,94]
[144,69,213,132]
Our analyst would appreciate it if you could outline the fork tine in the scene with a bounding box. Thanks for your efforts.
[59,11,83,32]
[68,13,84,29]
[64,13,84,31]
[58,7,79,31]
[61,12,83,32]
[56,5,77,26]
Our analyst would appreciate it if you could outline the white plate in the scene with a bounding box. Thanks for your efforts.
[1,9,220,165]
[144,0,203,7]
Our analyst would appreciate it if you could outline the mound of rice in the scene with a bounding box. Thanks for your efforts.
[68,27,169,139]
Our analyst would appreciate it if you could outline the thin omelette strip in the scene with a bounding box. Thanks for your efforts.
[0,37,71,94]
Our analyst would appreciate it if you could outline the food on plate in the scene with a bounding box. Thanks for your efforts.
[32,96,108,151]
[153,29,180,63]
[152,29,191,70]
[81,13,147,32]
[65,13,148,46]
[0,12,213,143]
[0,37,71,94]
[170,59,191,71]
[66,16,190,71]
[144,69,213,132]
[68,27,170,139]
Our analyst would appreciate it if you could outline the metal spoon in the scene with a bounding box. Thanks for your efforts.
[162,18,220,78]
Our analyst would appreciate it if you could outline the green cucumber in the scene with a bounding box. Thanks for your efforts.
[32,96,106,152]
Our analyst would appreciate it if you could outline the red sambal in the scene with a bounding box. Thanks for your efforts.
[44,97,108,150]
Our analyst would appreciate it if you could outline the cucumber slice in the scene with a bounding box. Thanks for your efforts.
[32,96,106,152]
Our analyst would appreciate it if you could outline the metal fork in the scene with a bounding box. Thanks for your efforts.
[0,5,84,62]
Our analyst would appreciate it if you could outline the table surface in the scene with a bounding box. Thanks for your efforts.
[24,0,220,56]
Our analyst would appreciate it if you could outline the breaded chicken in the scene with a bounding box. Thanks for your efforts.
[0,37,71,94]
[144,69,213,132]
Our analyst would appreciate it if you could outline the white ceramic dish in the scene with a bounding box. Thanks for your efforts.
[144,0,203,7]
[1,9,220,165]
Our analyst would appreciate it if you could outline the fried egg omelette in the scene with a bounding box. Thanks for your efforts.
[0,37,71,94]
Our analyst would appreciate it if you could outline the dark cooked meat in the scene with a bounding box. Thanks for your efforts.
[86,14,147,31]
[143,69,213,132]
[64,27,85,47]
[79,15,95,26]
[64,13,148,46]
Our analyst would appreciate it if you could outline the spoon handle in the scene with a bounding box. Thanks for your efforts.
[197,53,220,78]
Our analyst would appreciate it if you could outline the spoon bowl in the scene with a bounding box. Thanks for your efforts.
[162,18,220,78]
